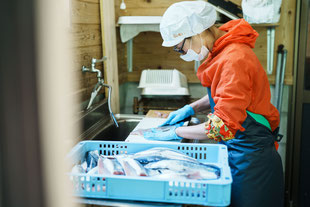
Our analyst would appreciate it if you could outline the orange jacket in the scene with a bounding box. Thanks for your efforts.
[197,19,280,134]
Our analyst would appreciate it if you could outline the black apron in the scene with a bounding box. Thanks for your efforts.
[207,87,284,207]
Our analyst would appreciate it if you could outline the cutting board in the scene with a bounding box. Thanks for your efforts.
[125,110,183,143]
[145,110,173,118]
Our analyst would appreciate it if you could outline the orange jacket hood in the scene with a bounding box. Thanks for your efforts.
[210,19,258,57]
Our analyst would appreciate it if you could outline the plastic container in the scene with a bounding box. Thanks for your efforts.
[68,141,232,206]
[138,69,189,96]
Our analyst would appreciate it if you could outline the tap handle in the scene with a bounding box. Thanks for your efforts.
[82,65,90,72]
[92,57,107,64]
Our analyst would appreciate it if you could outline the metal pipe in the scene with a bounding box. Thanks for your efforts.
[267,28,271,74]
[101,81,119,128]
[194,61,200,72]
[82,57,118,127]
[274,45,284,110]
[86,81,102,110]
[127,39,133,72]
[270,28,275,74]
[278,49,288,114]
[267,27,276,75]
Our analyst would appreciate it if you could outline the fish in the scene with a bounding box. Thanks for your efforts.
[146,169,190,180]
[87,166,98,175]
[152,171,187,180]
[154,111,169,118]
[98,155,125,175]
[81,161,88,172]
[124,157,148,176]
[116,155,148,176]
[132,147,198,164]
[85,150,99,172]
[130,128,152,136]
[71,164,85,174]
[130,126,178,136]
[144,159,220,180]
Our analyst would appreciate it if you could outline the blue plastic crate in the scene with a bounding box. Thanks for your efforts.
[68,141,232,206]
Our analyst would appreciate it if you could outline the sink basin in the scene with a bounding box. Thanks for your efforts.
[91,114,144,141]
[77,100,208,143]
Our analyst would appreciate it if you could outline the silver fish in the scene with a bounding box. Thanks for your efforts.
[71,164,85,174]
[147,169,193,180]
[85,150,99,171]
[130,126,174,136]
[152,171,187,180]
[81,161,88,172]
[87,166,98,175]
[124,157,148,176]
[144,159,220,180]
[116,155,147,176]
[133,147,198,164]
[98,155,125,175]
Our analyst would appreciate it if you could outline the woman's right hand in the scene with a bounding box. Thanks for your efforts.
[159,105,195,126]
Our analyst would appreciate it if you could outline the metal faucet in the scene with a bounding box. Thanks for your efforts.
[82,57,119,127]
[82,57,107,81]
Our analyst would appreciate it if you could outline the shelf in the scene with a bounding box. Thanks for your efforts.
[118,16,162,25]
[215,22,280,27]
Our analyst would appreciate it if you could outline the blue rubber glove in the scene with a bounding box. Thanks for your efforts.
[143,122,184,141]
[160,105,195,126]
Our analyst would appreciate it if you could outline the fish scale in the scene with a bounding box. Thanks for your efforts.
[144,159,220,180]
[133,147,198,164]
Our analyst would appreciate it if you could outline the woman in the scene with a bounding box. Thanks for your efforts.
[145,1,284,206]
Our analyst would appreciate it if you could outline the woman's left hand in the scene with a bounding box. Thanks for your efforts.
[143,123,184,141]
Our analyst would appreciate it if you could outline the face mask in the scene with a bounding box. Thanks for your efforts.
[180,35,209,62]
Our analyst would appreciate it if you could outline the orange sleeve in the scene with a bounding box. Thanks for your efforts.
[212,56,255,135]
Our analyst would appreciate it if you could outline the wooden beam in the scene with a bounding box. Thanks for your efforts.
[71,0,101,24]
[273,0,296,86]
[71,24,102,47]
[227,0,242,7]
[100,0,120,113]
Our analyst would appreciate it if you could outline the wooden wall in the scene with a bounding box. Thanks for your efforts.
[115,0,295,85]
[70,0,296,103]
[71,0,103,102]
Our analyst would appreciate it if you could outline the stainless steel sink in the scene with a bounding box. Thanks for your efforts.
[77,100,207,143]
[91,114,144,141]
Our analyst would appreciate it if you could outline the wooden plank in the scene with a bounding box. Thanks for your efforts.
[252,27,267,70]
[272,0,296,85]
[119,72,128,85]
[79,0,100,3]
[228,0,242,7]
[116,0,187,9]
[216,23,280,27]
[70,0,104,103]
[116,28,127,83]
[268,75,293,85]
[115,0,191,18]
[115,0,185,9]
[101,0,120,113]
[71,24,102,47]
[71,0,101,24]
[72,45,103,68]
[72,45,103,101]
[145,110,173,118]
[132,32,193,68]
